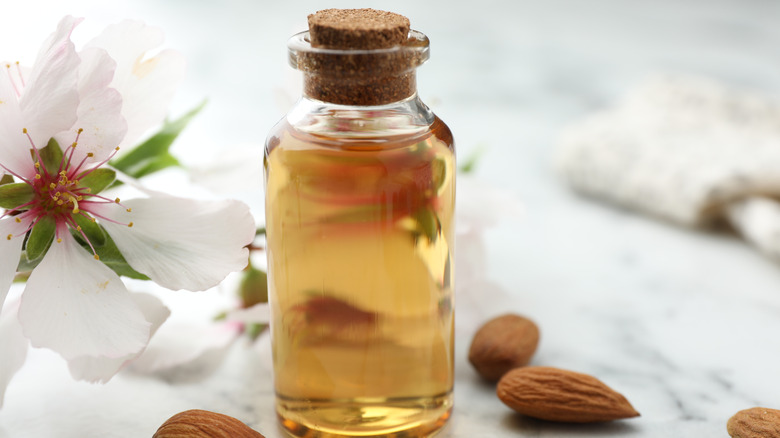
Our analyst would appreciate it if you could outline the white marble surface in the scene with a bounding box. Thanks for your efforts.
[2,0,780,436]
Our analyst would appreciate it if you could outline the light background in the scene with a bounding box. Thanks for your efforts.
[2,1,780,437]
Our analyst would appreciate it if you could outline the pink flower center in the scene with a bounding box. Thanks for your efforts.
[2,129,133,259]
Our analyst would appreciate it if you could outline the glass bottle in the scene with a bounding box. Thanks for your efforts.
[264,10,455,437]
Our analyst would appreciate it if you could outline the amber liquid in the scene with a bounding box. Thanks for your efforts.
[265,113,455,437]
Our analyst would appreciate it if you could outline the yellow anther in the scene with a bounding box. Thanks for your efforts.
[78,128,84,134]
[57,200,64,205]
[22,128,27,134]
[115,198,121,203]
[76,226,82,231]
[57,238,62,243]
[6,234,12,240]
[59,171,67,176]
[50,183,56,189]
[128,222,134,228]
[71,142,77,148]
[94,254,100,260]
[126,208,132,213]
[14,217,21,223]
[34,174,41,180]
[35,162,40,169]
[15,61,19,65]
[5,64,9,68]
[77,196,83,201]
[87,152,94,158]
[115,147,120,151]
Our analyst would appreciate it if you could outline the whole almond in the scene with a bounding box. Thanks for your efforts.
[468,313,540,381]
[727,407,780,438]
[497,366,640,422]
[154,409,265,438]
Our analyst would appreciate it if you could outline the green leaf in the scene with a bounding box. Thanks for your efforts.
[16,254,40,273]
[78,168,116,194]
[25,216,56,262]
[125,152,180,180]
[432,156,448,193]
[239,265,268,308]
[73,214,107,247]
[39,138,64,175]
[458,147,484,174]
[0,174,14,185]
[0,183,34,209]
[13,270,31,283]
[413,206,441,243]
[71,225,149,280]
[246,323,268,341]
[110,101,206,179]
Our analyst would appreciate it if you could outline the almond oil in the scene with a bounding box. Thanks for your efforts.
[265,9,455,437]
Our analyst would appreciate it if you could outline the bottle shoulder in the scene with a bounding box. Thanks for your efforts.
[266,95,453,155]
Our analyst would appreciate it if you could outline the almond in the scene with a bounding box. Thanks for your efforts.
[468,313,540,381]
[153,409,265,438]
[497,366,640,422]
[727,407,780,438]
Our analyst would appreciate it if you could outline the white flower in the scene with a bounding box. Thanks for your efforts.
[0,17,255,405]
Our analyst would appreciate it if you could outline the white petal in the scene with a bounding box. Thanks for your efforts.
[0,218,27,316]
[0,299,29,409]
[86,20,185,148]
[67,292,170,383]
[454,229,487,289]
[189,143,265,194]
[225,302,270,325]
[456,176,523,235]
[0,67,31,178]
[18,235,150,360]
[20,16,81,150]
[97,196,255,291]
[54,47,127,165]
[129,320,238,374]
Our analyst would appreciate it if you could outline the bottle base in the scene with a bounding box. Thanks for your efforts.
[276,392,452,437]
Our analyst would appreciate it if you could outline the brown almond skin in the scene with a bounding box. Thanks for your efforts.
[727,407,780,438]
[468,314,540,381]
[497,366,640,423]
[154,409,265,438]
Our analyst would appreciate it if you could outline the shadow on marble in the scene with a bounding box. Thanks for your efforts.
[125,345,233,384]
[501,413,640,436]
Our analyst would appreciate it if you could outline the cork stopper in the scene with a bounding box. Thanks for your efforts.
[291,9,428,106]
[308,9,410,50]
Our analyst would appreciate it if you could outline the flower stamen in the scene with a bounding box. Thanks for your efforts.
[0,162,31,184]
[64,215,100,259]
[23,128,50,178]
[59,129,82,173]
[15,61,25,87]
[69,152,94,176]
[5,63,20,97]
[76,146,120,181]
[84,208,132,228]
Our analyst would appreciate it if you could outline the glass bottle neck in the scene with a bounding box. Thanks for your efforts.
[287,92,436,139]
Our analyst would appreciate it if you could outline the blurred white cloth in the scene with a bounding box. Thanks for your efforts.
[556,74,780,260]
